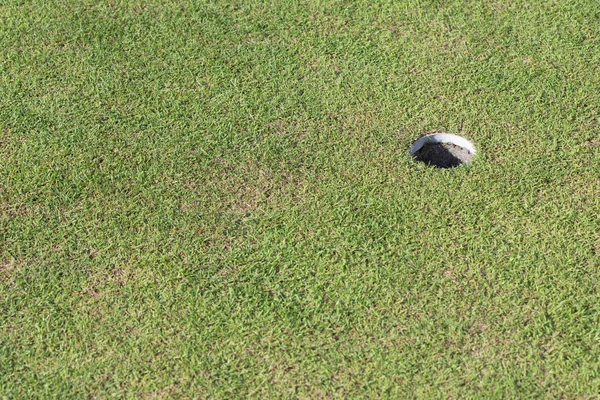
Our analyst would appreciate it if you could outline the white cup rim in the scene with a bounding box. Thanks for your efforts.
[409,133,477,156]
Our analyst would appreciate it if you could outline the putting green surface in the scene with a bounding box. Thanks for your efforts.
[1,0,600,397]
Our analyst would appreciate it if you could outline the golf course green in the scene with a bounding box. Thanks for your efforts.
[1,0,600,397]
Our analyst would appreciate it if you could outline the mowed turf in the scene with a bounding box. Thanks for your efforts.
[1,0,600,397]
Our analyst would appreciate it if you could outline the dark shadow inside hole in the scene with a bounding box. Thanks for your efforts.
[413,142,472,168]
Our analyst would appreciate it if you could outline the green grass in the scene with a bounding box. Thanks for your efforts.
[1,0,600,397]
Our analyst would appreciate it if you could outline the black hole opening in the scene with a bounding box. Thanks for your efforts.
[413,142,473,169]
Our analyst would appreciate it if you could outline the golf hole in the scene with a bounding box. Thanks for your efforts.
[410,133,476,168]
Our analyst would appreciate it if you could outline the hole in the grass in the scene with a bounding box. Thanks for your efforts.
[410,133,476,169]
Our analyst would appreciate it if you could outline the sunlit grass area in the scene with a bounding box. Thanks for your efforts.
[1,0,600,397]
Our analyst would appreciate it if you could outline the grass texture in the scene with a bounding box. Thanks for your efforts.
[1,0,600,397]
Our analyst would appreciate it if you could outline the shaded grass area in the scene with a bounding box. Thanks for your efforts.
[1,0,600,397]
